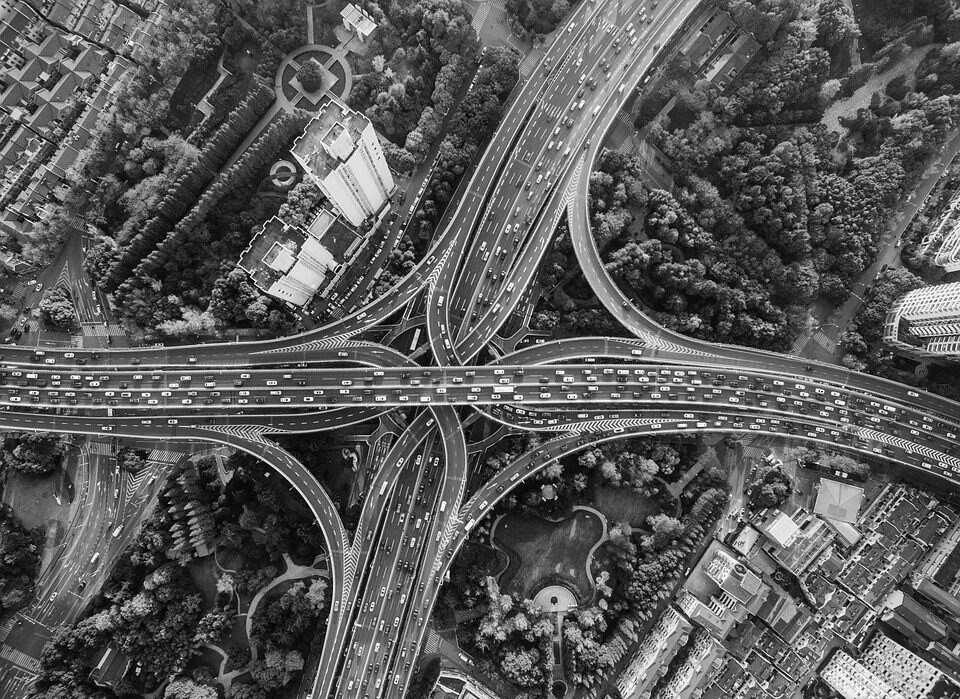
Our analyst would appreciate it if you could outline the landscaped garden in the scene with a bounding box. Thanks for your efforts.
[493,509,604,601]
[31,451,330,699]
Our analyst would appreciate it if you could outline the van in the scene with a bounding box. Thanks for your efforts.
[577,99,585,109]
[536,174,543,184]
[564,146,571,157]
[592,105,600,115]
[547,140,555,150]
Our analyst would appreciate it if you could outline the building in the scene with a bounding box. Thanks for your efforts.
[917,188,960,273]
[821,650,907,699]
[757,508,835,576]
[883,283,960,359]
[882,590,949,644]
[815,479,865,525]
[655,629,726,699]
[617,605,693,699]
[914,576,960,623]
[677,543,769,639]
[292,98,394,227]
[340,3,376,42]
[238,213,353,307]
[867,633,958,699]
[677,8,760,89]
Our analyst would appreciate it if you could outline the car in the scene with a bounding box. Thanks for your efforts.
[35,283,43,292]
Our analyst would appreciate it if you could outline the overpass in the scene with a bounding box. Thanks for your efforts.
[2,0,958,698]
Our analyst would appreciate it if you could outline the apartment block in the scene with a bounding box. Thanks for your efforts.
[883,283,960,359]
[292,98,395,227]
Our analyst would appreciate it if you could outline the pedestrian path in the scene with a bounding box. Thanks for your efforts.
[810,328,837,353]
[0,645,39,672]
[471,1,490,32]
[423,628,442,654]
[147,448,185,463]
[79,322,125,338]
[519,47,543,77]
[87,441,113,455]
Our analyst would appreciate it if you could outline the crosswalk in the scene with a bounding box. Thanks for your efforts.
[147,448,185,464]
[519,46,544,77]
[0,618,14,643]
[87,441,113,455]
[471,1,489,32]
[811,329,837,353]
[80,322,125,338]
[423,629,442,654]
[0,645,39,672]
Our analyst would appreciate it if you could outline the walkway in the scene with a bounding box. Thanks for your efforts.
[244,553,330,662]
[792,128,960,363]
[275,44,353,110]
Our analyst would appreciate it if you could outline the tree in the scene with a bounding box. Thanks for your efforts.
[296,60,324,92]
[249,647,304,690]
[229,683,266,699]
[164,678,217,699]
[816,0,860,50]
[647,514,684,548]
[0,303,18,324]
[0,504,42,617]
[39,285,76,329]
[0,433,67,474]
[194,607,232,645]
[747,464,793,509]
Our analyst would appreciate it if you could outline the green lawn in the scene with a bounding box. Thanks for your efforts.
[593,485,660,527]
[494,510,603,601]
[186,554,220,611]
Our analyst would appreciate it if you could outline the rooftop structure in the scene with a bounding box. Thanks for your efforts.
[883,283,960,360]
[291,98,394,227]
[679,542,769,639]
[340,3,376,42]
[917,187,960,273]
[617,605,692,699]
[861,633,954,699]
[677,8,760,88]
[821,650,907,699]
[882,590,949,644]
[758,510,801,549]
[815,479,865,525]
[238,212,357,308]
[656,630,726,699]
[758,509,835,576]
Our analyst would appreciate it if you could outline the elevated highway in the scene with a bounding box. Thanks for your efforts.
[2,0,959,698]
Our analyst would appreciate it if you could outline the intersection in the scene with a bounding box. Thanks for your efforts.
[0,1,959,698]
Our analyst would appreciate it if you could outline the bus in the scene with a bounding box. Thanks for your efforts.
[90,552,100,565]
[409,327,421,353]
[379,481,389,496]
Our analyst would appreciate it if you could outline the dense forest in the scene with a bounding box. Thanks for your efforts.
[593,0,960,351]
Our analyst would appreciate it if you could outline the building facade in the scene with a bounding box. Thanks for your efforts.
[883,283,960,359]
[291,98,394,227]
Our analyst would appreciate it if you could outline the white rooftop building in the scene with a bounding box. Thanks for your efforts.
[883,282,960,359]
[340,3,377,42]
[291,98,394,227]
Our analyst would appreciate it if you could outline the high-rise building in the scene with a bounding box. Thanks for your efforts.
[883,283,960,359]
[821,650,906,699]
[863,633,954,699]
[291,98,394,227]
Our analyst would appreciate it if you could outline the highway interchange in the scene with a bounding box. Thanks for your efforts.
[2,1,960,698]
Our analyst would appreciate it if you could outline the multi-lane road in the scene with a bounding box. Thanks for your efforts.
[2,1,959,698]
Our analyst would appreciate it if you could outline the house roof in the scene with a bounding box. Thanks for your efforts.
[814,479,864,524]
